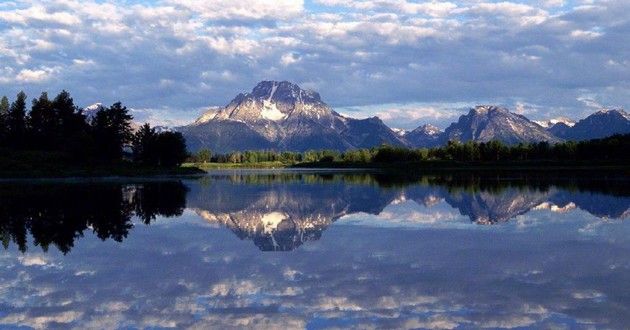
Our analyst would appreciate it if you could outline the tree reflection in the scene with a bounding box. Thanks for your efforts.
[0,182,188,254]
[190,171,630,251]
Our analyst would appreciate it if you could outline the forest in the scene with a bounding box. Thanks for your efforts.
[190,134,630,166]
[0,91,189,174]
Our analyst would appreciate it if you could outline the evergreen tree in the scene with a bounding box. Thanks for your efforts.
[7,91,27,149]
[155,131,188,167]
[131,124,188,167]
[51,90,88,153]
[28,92,53,149]
[0,95,10,144]
[91,102,133,162]
[132,123,158,164]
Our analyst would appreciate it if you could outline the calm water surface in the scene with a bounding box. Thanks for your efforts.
[1,170,630,329]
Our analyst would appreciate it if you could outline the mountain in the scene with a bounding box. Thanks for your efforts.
[547,122,572,137]
[405,124,442,148]
[439,105,561,145]
[178,81,405,153]
[559,109,630,141]
[83,103,104,121]
[533,117,575,129]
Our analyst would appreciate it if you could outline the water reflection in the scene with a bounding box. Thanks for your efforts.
[0,182,188,253]
[187,171,630,250]
[1,172,629,253]
[1,171,630,328]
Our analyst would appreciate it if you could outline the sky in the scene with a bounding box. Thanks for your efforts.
[1,0,629,129]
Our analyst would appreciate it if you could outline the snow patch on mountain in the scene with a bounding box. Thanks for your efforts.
[390,128,407,137]
[261,100,286,121]
[534,117,576,128]
[194,108,221,125]
[83,102,104,120]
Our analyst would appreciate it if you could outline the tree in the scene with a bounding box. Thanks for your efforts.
[132,124,188,167]
[28,92,53,149]
[7,91,27,148]
[91,102,133,162]
[155,131,188,167]
[197,148,212,163]
[132,123,158,164]
[0,95,10,144]
[0,95,9,118]
[52,90,88,150]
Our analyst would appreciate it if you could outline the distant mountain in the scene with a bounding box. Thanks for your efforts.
[405,124,442,148]
[178,81,405,153]
[533,117,575,129]
[83,103,104,121]
[559,109,630,141]
[438,105,560,145]
[547,122,572,137]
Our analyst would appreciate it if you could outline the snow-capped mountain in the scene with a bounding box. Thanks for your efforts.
[558,108,630,141]
[83,102,104,121]
[178,81,405,153]
[405,124,443,148]
[438,105,561,145]
[533,117,575,128]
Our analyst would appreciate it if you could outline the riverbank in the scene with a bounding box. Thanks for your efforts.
[291,159,630,172]
[0,150,206,178]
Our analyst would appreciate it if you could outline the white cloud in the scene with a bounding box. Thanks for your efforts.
[0,0,629,124]
[570,29,603,39]
[15,66,59,83]
[165,0,304,21]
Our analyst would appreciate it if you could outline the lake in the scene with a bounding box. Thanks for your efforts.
[1,169,629,329]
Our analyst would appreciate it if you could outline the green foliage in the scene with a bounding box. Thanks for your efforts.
[197,148,212,163]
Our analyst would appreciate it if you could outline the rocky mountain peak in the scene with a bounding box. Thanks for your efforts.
[83,102,104,121]
[471,105,508,116]
[416,124,442,135]
[560,108,630,140]
[440,105,560,145]
[212,80,334,124]
[594,108,629,120]
[180,80,405,152]
[251,80,322,104]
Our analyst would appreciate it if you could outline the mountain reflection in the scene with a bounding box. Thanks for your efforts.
[1,172,629,253]
[0,182,188,254]
[188,171,630,251]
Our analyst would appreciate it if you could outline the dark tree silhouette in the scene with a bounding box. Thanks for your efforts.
[28,92,54,149]
[132,124,188,167]
[91,101,133,162]
[7,91,27,148]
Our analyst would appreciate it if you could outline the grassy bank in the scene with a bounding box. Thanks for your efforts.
[291,159,630,172]
[0,150,206,178]
[183,161,289,170]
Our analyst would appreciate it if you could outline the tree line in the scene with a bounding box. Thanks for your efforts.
[0,91,188,167]
[188,134,630,165]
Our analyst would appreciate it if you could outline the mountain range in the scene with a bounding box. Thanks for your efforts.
[185,172,630,251]
[90,80,630,152]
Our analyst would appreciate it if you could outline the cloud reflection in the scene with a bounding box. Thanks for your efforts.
[0,172,629,328]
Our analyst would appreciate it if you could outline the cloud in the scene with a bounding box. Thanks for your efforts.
[0,0,629,125]
[15,66,60,83]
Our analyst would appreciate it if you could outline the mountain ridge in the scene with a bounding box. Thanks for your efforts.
[177,81,405,153]
[168,81,630,152]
